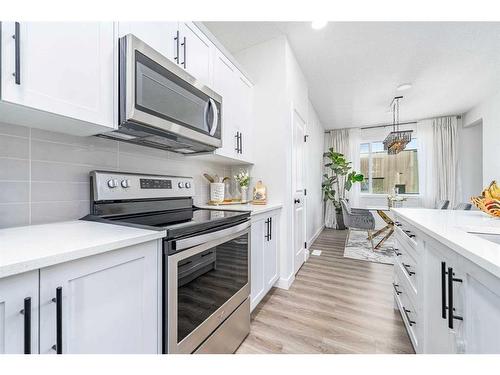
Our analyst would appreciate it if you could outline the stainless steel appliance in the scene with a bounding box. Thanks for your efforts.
[100,34,222,154]
[84,171,250,354]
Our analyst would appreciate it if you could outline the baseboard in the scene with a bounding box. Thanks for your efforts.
[274,273,295,290]
[307,224,325,248]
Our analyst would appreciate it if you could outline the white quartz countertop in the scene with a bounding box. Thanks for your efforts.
[196,202,283,216]
[0,220,165,279]
[392,208,500,278]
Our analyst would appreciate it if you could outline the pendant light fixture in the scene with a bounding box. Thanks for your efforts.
[383,96,412,155]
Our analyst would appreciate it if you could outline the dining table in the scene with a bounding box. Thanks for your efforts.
[366,206,395,249]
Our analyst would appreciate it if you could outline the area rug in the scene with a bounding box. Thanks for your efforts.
[343,230,395,265]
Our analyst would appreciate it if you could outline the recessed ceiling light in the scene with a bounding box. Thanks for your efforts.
[397,83,412,91]
[311,21,328,30]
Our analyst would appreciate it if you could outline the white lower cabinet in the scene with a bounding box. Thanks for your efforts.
[0,271,39,354]
[251,209,280,311]
[37,240,160,354]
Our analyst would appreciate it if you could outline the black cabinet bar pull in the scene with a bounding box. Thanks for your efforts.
[235,132,240,153]
[21,297,31,354]
[402,263,415,276]
[174,30,180,63]
[447,267,463,329]
[181,36,186,68]
[238,133,242,154]
[240,132,243,154]
[264,219,269,241]
[403,307,416,326]
[394,248,402,256]
[52,287,63,354]
[441,262,447,319]
[269,217,272,240]
[13,22,21,84]
[392,283,402,295]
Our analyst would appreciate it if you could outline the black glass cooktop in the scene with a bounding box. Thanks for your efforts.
[107,207,249,240]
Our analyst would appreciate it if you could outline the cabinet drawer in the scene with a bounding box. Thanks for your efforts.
[396,250,418,295]
[395,225,418,262]
[393,271,418,350]
[394,259,417,307]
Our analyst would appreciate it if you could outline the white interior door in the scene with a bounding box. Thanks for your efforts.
[292,108,306,275]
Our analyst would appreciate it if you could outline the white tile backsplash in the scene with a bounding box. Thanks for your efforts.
[0,124,231,228]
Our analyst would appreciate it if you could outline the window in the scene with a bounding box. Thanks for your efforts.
[360,139,419,194]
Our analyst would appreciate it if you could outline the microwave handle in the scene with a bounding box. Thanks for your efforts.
[208,98,219,136]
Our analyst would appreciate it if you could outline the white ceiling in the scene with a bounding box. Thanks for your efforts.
[204,22,500,129]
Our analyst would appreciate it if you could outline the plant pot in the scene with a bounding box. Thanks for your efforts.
[335,209,346,230]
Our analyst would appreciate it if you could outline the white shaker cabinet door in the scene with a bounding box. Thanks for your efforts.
[462,266,500,353]
[235,73,254,163]
[0,271,39,354]
[118,22,179,62]
[1,22,115,128]
[422,240,460,353]
[213,50,238,158]
[178,22,213,86]
[264,213,279,291]
[39,241,159,354]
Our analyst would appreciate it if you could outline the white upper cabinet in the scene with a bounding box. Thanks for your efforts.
[0,271,39,354]
[118,22,178,61]
[178,22,213,86]
[0,22,115,129]
[213,50,238,158]
[212,49,254,163]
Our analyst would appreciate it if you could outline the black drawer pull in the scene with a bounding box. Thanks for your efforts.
[441,262,447,319]
[447,267,463,329]
[394,248,402,256]
[201,251,214,258]
[403,307,416,326]
[269,217,272,240]
[402,263,415,276]
[20,297,31,354]
[392,283,402,295]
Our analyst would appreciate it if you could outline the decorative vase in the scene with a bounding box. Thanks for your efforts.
[210,183,225,204]
[336,209,346,230]
[240,186,249,203]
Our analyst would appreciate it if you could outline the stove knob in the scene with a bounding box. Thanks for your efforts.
[107,179,118,188]
[178,182,185,189]
[185,182,191,189]
[121,179,131,188]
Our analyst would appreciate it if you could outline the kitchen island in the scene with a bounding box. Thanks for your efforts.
[392,208,500,354]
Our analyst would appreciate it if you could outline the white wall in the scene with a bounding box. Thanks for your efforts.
[306,102,325,245]
[463,90,500,185]
[236,36,321,288]
[458,119,483,202]
[235,36,293,286]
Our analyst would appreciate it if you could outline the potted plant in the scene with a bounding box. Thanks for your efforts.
[234,170,250,203]
[322,149,364,229]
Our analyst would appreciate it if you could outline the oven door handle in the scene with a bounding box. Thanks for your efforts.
[173,220,250,252]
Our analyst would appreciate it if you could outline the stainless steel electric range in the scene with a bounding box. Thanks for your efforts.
[83,171,251,354]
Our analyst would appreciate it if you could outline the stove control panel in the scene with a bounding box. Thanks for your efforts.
[91,171,195,201]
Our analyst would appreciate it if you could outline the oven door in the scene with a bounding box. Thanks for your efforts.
[166,221,250,354]
[119,34,222,148]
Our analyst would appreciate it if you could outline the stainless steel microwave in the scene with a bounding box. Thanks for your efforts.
[101,34,222,154]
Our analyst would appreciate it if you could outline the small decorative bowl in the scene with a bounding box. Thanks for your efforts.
[471,196,500,218]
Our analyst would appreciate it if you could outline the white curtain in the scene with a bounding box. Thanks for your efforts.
[418,116,461,208]
[346,127,361,208]
[324,129,350,228]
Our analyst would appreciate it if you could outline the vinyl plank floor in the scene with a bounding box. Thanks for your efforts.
[236,228,415,354]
